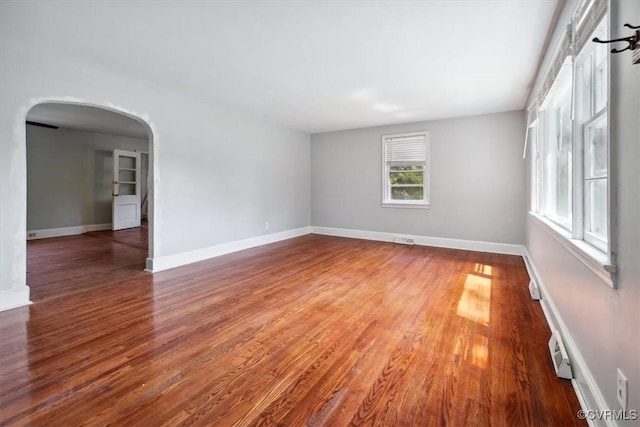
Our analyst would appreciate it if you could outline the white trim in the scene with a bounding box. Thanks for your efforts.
[311,226,524,256]
[529,213,615,287]
[147,225,525,273]
[522,249,613,427]
[147,226,313,272]
[381,202,431,209]
[0,286,32,311]
[382,130,430,207]
[27,223,113,240]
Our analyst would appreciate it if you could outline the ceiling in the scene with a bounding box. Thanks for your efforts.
[27,103,149,139]
[4,1,558,134]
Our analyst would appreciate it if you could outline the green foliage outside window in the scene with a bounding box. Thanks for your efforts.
[389,165,423,200]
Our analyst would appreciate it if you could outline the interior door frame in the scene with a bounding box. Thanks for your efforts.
[23,100,157,273]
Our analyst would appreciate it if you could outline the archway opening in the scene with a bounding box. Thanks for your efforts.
[25,102,155,302]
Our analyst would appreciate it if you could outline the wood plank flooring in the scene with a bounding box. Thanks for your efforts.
[0,229,584,426]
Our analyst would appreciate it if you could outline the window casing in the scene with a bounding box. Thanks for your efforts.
[528,11,615,278]
[575,16,608,252]
[382,132,429,208]
[527,1,614,285]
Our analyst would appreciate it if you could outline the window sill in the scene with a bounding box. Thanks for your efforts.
[529,212,616,288]
[381,202,431,209]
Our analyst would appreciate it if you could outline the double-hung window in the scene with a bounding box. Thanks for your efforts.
[382,131,429,208]
[575,16,608,252]
[539,59,573,230]
[528,1,612,284]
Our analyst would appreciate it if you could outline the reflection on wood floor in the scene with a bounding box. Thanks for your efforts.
[26,223,148,302]
[1,231,584,426]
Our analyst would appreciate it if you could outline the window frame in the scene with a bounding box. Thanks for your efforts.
[381,131,430,209]
[528,11,615,287]
[581,111,608,251]
[574,17,609,252]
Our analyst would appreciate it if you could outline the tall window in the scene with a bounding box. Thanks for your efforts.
[530,13,609,256]
[540,60,573,229]
[382,131,429,207]
[576,17,608,251]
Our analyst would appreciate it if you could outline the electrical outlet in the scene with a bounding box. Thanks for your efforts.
[617,368,628,411]
[28,232,37,238]
[265,221,270,230]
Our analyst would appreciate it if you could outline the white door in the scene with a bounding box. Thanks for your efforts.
[112,149,141,230]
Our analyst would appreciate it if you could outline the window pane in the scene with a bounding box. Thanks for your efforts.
[529,124,538,212]
[594,59,607,112]
[543,70,572,223]
[586,179,607,239]
[559,86,572,153]
[390,171,423,185]
[586,116,607,178]
[119,156,136,169]
[556,155,571,219]
[577,57,592,120]
[593,19,608,112]
[391,186,423,200]
[558,85,572,220]
[119,183,136,196]
[119,169,136,182]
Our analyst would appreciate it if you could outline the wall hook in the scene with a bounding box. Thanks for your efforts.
[592,23,639,54]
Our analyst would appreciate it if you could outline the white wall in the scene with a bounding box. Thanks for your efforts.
[525,0,640,424]
[0,18,311,309]
[27,126,148,231]
[311,111,526,245]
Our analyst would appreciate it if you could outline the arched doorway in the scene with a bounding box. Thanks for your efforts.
[25,101,156,301]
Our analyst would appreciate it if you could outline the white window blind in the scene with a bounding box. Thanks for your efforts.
[526,100,540,127]
[540,24,573,108]
[574,0,607,53]
[527,0,607,115]
[384,135,426,163]
[382,131,430,208]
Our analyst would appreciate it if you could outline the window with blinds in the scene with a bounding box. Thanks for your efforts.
[382,131,430,207]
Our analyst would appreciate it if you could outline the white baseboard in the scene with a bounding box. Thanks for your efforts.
[523,249,612,427]
[0,286,32,311]
[311,226,525,256]
[27,223,112,240]
[147,226,313,272]
[148,225,524,273]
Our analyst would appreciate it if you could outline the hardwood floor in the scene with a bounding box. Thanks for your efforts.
[1,230,584,426]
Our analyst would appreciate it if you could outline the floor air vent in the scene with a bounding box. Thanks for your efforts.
[393,236,415,245]
[548,330,572,379]
[528,280,541,300]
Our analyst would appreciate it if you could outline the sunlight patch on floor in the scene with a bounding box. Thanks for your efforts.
[456,272,492,326]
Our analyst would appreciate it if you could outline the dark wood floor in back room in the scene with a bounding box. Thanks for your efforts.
[0,227,584,426]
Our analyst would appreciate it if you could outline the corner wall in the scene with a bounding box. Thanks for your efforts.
[311,111,526,246]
